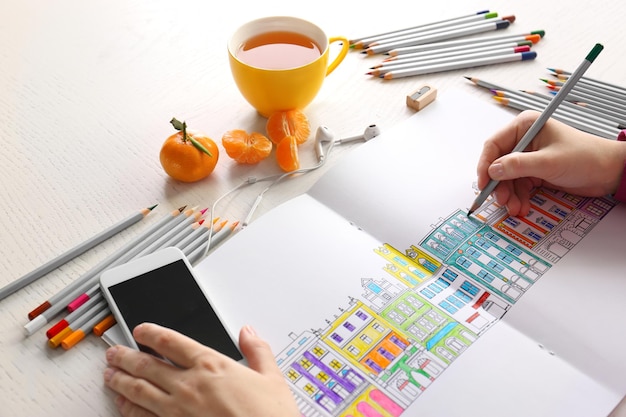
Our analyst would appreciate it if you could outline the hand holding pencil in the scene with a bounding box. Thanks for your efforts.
[468,43,606,216]
[472,108,626,217]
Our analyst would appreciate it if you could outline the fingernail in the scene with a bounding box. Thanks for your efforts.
[103,367,116,382]
[489,162,504,178]
[244,324,257,336]
[106,346,118,362]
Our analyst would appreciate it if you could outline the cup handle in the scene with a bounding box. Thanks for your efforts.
[326,36,350,76]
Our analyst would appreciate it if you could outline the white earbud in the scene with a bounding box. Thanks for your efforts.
[314,125,335,162]
[335,124,381,144]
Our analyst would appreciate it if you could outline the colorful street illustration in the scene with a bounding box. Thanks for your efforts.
[272,187,617,416]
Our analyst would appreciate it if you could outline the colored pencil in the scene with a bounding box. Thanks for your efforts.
[24,207,195,335]
[382,40,533,63]
[61,304,111,350]
[548,68,626,95]
[381,51,536,80]
[93,313,115,337]
[363,19,511,55]
[548,87,626,113]
[544,78,626,104]
[26,205,185,320]
[368,46,531,76]
[491,94,621,139]
[353,12,501,49]
[349,10,490,47]
[386,31,544,56]
[47,295,107,348]
[468,43,604,216]
[0,204,157,302]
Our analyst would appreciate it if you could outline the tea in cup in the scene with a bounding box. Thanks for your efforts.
[228,16,349,117]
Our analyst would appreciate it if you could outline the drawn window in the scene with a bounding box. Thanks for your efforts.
[474,238,492,249]
[355,310,368,320]
[317,372,329,382]
[300,358,312,369]
[304,384,316,395]
[372,322,386,332]
[312,346,325,357]
[530,195,546,205]
[439,300,457,314]
[343,322,356,332]
[504,217,520,228]
[286,369,300,381]
[523,228,542,241]
[330,333,343,343]
[496,251,514,264]
[454,289,472,303]
[397,302,414,317]
[477,269,495,283]
[390,334,408,349]
[442,268,458,281]
[377,347,395,361]
[365,358,383,374]
[388,310,405,324]
[347,345,360,356]
[447,295,464,308]
[420,287,435,299]
[505,244,522,256]
[456,256,472,269]
[329,359,342,370]
[436,278,450,288]
[466,247,481,258]
[359,334,373,344]
[487,260,504,273]
[461,280,480,296]
[549,205,567,218]
[484,231,500,242]
[405,295,424,309]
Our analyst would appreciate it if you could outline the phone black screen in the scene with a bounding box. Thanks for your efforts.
[108,259,243,361]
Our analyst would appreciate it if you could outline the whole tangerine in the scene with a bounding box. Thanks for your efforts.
[160,118,219,182]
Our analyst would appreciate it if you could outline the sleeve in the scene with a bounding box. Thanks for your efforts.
[613,130,626,202]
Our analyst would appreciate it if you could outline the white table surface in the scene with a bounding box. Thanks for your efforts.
[2,1,625,416]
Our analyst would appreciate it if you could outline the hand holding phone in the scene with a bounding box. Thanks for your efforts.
[100,247,243,362]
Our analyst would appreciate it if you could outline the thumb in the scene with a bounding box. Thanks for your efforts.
[488,151,549,182]
[238,325,282,377]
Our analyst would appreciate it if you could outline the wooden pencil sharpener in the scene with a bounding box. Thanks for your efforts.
[406,84,437,111]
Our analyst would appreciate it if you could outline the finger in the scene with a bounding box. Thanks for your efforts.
[104,366,168,416]
[477,111,540,188]
[133,322,219,369]
[106,343,180,389]
[114,394,157,417]
[238,325,282,377]
[496,143,557,182]
[514,178,534,217]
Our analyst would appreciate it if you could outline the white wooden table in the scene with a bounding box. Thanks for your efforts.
[1,0,625,415]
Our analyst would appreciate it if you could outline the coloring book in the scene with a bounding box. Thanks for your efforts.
[195,90,626,417]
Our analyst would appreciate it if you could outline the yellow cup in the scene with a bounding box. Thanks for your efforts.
[228,16,349,117]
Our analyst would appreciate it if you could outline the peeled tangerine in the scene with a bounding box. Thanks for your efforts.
[276,135,299,172]
[266,109,310,145]
[221,130,272,164]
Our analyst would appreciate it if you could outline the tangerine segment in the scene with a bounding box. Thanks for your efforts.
[276,135,300,172]
[266,109,310,145]
[221,129,272,164]
[160,130,219,182]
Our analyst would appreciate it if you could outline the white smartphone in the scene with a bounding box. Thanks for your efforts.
[100,246,243,362]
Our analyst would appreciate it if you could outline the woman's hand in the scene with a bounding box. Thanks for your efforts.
[477,110,626,216]
[104,323,300,417]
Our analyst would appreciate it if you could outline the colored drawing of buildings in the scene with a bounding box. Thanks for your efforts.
[271,187,617,416]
